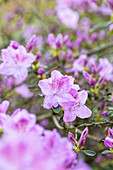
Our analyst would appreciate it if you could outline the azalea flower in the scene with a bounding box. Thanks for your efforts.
[56,7,79,29]
[38,70,78,109]
[0,42,35,83]
[63,89,92,122]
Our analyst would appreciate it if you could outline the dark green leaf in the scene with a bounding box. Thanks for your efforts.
[90,21,112,33]
[102,150,112,155]
[53,106,60,113]
[83,150,96,156]
[59,115,64,126]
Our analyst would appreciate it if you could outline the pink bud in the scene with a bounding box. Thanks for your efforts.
[78,136,86,147]
[82,71,90,84]
[36,51,41,62]
[38,68,45,76]
[26,34,37,52]
[63,35,69,44]
[108,128,113,139]
[90,78,96,87]
[68,132,76,144]
[81,127,88,138]
[101,110,108,117]
[100,102,105,111]
[97,76,105,86]
[109,0,113,10]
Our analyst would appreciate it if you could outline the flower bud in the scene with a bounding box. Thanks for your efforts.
[68,132,76,144]
[78,136,86,147]
[100,102,105,111]
[81,127,88,138]
[26,34,37,52]
[90,78,96,87]
[36,51,41,62]
[101,110,108,117]
[63,35,69,44]
[109,0,113,10]
[38,68,45,76]
[97,76,105,86]
[108,128,113,139]
[82,71,90,84]
[104,137,113,148]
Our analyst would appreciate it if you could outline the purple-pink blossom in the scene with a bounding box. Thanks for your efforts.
[63,89,92,122]
[38,70,77,110]
[0,42,35,83]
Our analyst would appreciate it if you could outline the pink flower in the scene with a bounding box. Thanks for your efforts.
[0,43,35,83]
[67,55,87,77]
[56,7,79,29]
[63,90,92,122]
[11,109,36,132]
[97,58,113,81]
[15,84,33,98]
[38,70,77,109]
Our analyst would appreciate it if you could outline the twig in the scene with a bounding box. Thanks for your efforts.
[74,42,113,58]
[37,112,52,121]
[52,115,101,142]
[77,121,113,128]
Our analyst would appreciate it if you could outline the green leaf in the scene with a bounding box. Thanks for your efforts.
[90,21,112,33]
[83,150,96,156]
[106,106,113,110]
[107,111,113,115]
[102,150,112,155]
[59,115,64,126]
[53,106,60,113]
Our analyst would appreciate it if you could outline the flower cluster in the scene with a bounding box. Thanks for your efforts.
[0,100,77,170]
[39,70,92,122]
[68,127,88,149]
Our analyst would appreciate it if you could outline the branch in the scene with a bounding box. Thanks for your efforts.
[52,115,101,142]
[74,42,113,58]
[77,121,113,128]
[37,112,52,121]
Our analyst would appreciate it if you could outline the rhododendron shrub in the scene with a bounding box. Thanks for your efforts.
[0,0,113,169]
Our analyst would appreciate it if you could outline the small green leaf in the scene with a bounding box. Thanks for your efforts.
[90,21,112,32]
[102,150,112,155]
[59,115,64,126]
[106,106,113,110]
[107,111,113,115]
[53,106,60,113]
[83,150,96,156]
